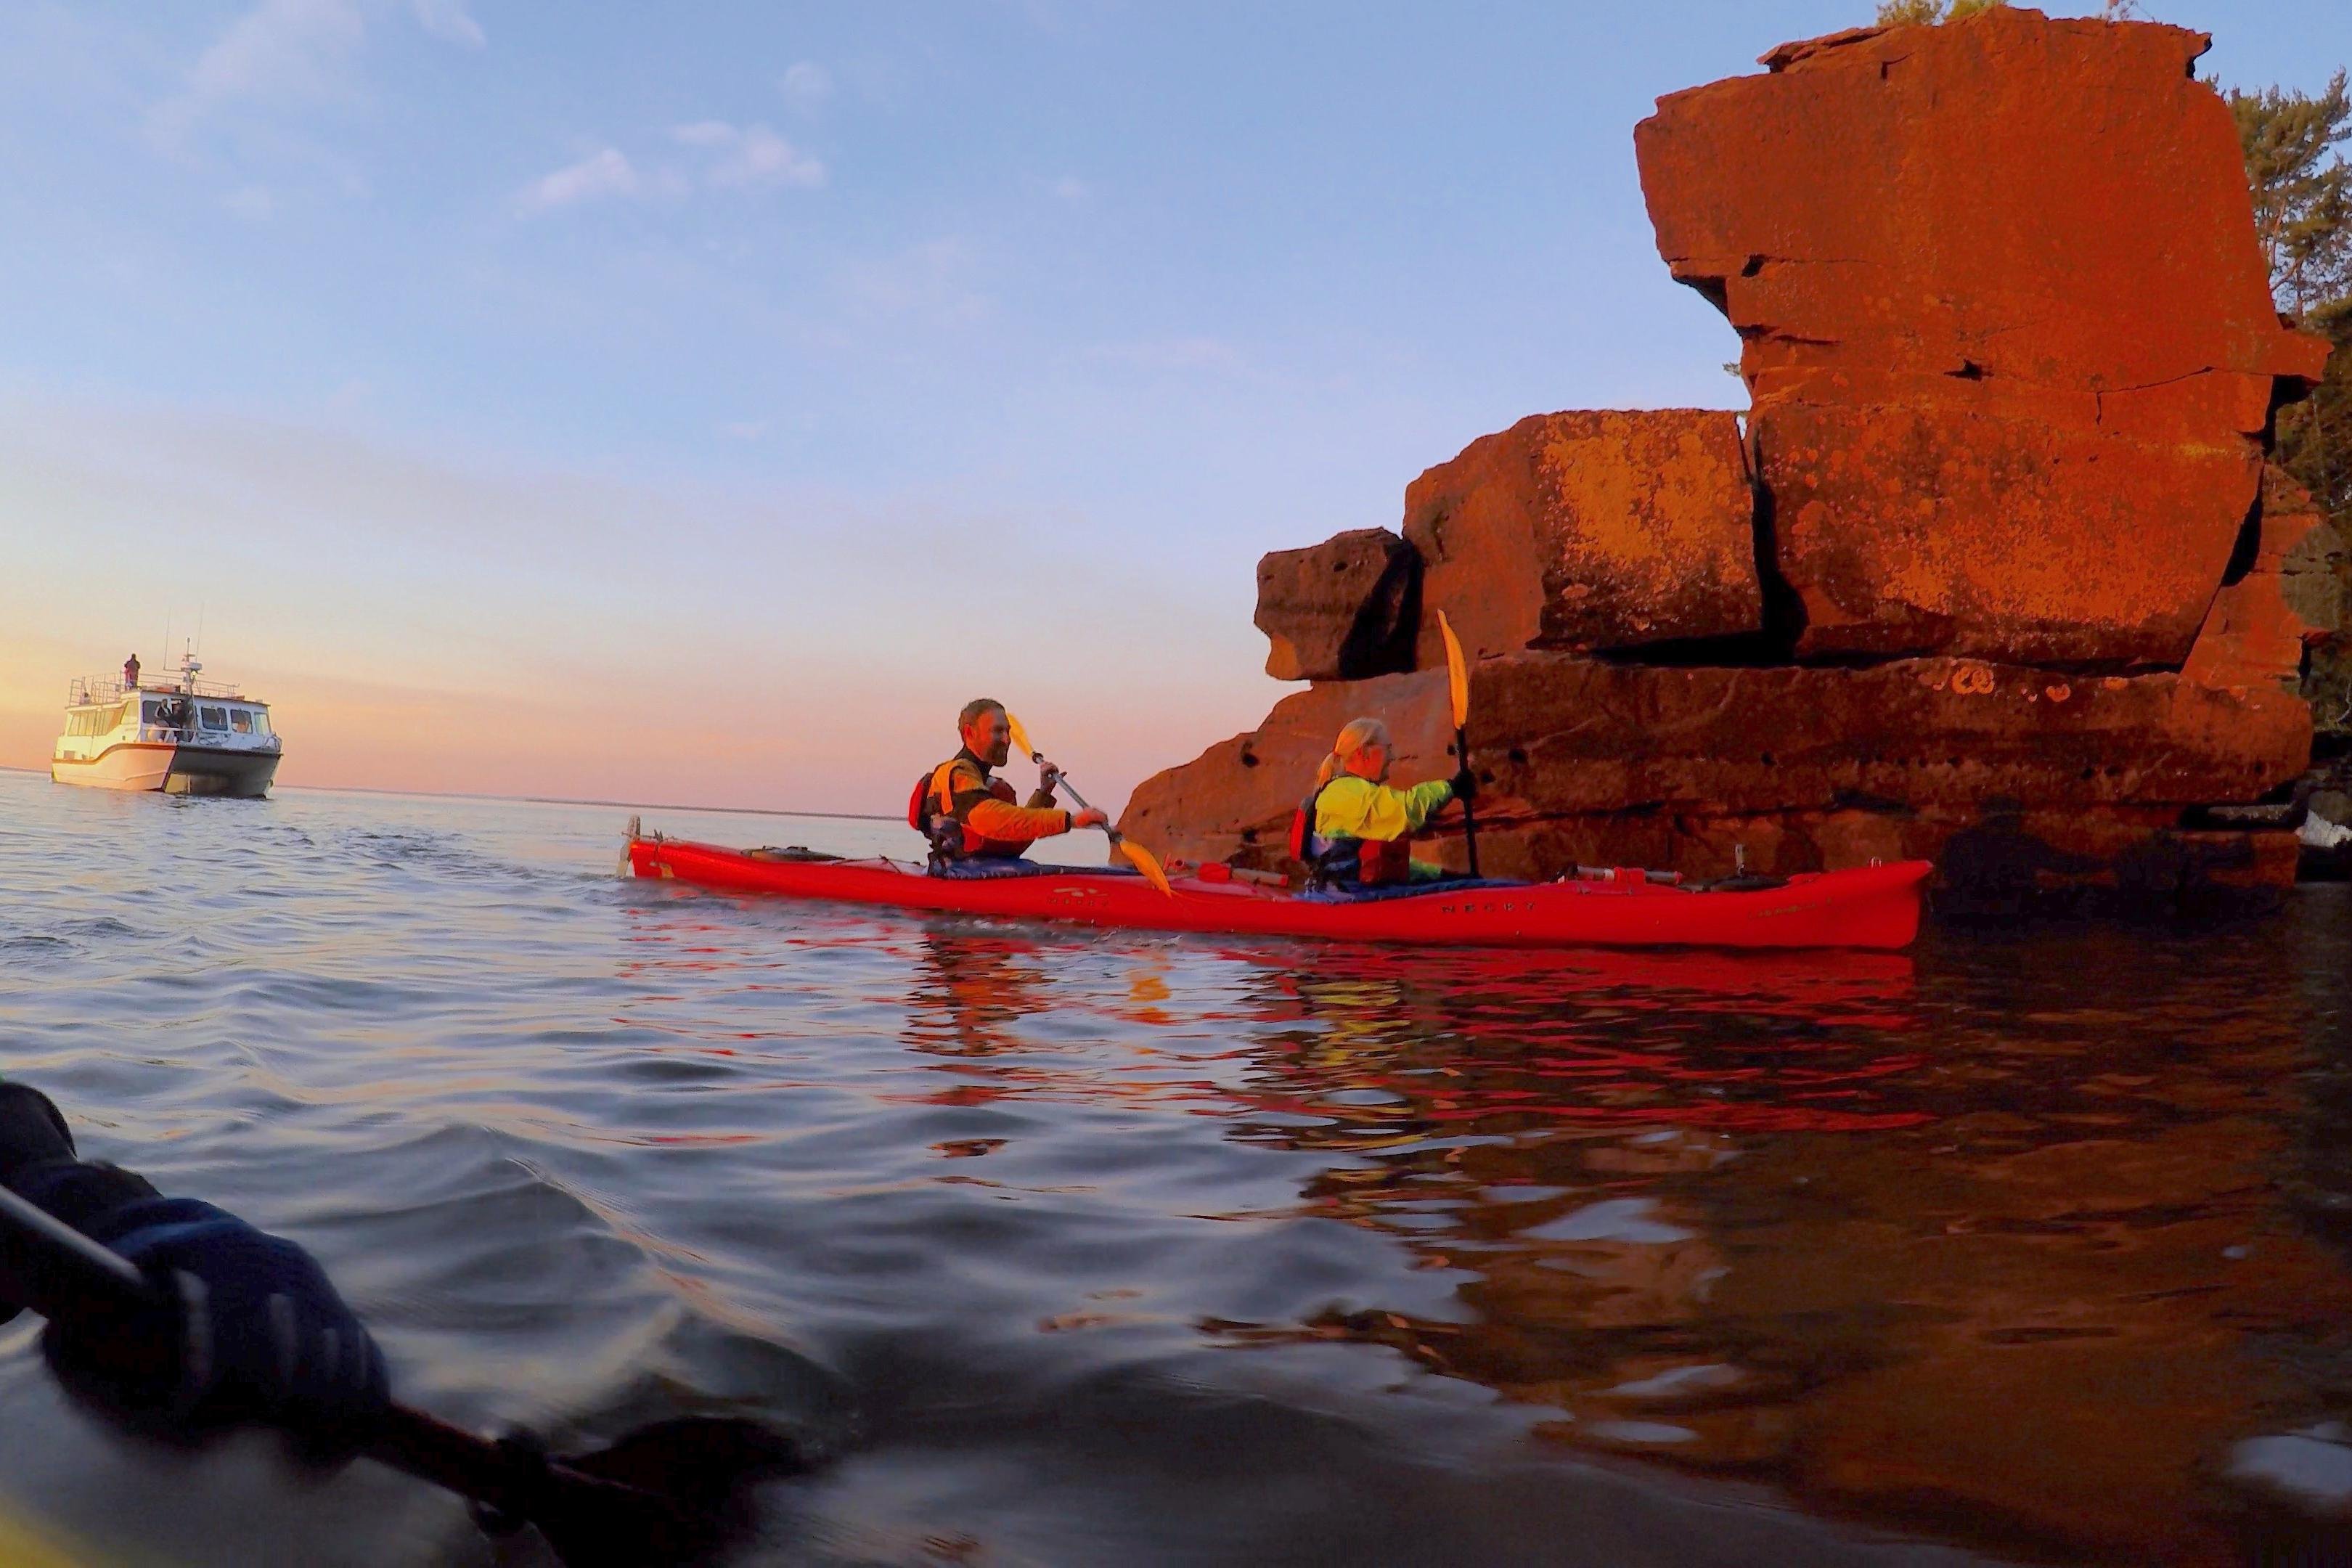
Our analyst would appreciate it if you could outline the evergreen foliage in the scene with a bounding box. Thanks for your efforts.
[2234,73,2352,735]
[1874,0,2005,24]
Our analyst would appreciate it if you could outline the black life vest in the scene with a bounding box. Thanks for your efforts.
[1290,780,1410,887]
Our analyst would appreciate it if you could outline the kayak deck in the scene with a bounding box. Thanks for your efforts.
[624,834,1931,950]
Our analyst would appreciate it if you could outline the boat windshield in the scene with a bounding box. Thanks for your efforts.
[230,709,253,734]
[199,706,228,732]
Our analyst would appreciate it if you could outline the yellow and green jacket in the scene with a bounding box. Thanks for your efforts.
[1312,775,1455,844]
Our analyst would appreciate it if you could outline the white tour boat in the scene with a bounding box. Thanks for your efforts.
[50,650,283,798]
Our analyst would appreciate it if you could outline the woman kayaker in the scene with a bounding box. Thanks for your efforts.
[912,698,1108,869]
[1291,716,1477,888]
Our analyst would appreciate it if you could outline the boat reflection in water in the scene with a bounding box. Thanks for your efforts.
[616,891,2352,1566]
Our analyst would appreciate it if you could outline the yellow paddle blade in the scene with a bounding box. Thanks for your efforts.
[1005,709,1037,761]
[1437,608,1471,730]
[1116,836,1175,897]
[0,1500,103,1568]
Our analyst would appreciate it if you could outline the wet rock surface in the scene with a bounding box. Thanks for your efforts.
[2295,751,2352,881]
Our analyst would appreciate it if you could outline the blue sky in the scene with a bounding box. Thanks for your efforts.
[2,1,2346,811]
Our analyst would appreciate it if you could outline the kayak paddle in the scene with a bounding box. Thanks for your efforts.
[1437,609,1481,878]
[1003,711,1175,895]
[0,1183,807,1567]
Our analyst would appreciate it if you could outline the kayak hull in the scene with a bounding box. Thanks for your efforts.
[624,836,1932,950]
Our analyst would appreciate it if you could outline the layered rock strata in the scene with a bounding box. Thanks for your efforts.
[1128,9,2335,906]
[1121,654,2310,898]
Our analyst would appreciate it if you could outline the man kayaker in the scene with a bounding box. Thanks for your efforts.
[0,1078,388,1458]
[1291,716,1477,887]
[912,698,1108,866]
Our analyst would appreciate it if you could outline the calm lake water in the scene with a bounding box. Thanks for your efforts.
[1,767,2349,1566]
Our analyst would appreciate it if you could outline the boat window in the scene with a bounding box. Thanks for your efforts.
[200,706,228,731]
[230,709,253,734]
[143,699,168,725]
[248,709,271,737]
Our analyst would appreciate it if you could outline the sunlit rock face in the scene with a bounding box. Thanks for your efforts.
[2184,467,2347,692]
[1254,528,1421,683]
[1638,7,2327,666]
[1135,9,2331,904]
[1404,410,1761,664]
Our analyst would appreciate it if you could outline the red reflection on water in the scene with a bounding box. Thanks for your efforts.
[616,894,1933,1135]
[1217,942,1931,1140]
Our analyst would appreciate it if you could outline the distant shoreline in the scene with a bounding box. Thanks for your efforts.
[0,765,897,824]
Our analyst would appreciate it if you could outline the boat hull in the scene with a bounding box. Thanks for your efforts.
[625,836,1931,950]
[52,743,279,799]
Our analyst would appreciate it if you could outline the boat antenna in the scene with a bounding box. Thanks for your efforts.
[194,600,205,663]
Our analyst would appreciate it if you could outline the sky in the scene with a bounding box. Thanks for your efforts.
[2,1,2348,815]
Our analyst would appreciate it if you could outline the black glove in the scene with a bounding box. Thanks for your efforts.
[0,1082,107,1329]
[38,1195,389,1461]
[1449,769,1479,804]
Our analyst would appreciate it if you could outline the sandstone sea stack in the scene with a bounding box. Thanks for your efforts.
[1122,8,2345,908]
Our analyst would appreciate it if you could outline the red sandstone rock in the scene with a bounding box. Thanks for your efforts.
[1634,8,2329,667]
[1404,409,1760,665]
[1754,401,2261,666]
[1254,528,1420,682]
[1117,655,2311,890]
[2184,467,2347,690]
[1640,11,2324,399]
[1129,12,2330,907]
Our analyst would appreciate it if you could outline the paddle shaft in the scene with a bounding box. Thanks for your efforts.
[0,1183,613,1523]
[1024,754,1125,846]
[1454,724,1481,879]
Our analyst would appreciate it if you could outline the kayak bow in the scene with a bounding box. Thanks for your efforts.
[624,831,1930,950]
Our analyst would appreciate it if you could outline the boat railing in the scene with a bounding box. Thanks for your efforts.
[70,673,248,705]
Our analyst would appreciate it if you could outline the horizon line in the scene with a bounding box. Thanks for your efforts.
[0,764,901,824]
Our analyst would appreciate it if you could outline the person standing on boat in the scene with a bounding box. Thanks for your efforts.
[912,698,1108,865]
[122,654,139,689]
[1291,717,1477,888]
[0,1078,389,1458]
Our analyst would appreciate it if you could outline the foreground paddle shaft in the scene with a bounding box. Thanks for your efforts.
[0,1185,704,1553]
[1437,611,1481,878]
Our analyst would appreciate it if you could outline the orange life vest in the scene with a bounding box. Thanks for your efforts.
[909,759,1031,859]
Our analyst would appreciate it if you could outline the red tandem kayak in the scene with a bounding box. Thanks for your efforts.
[624,832,1931,951]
